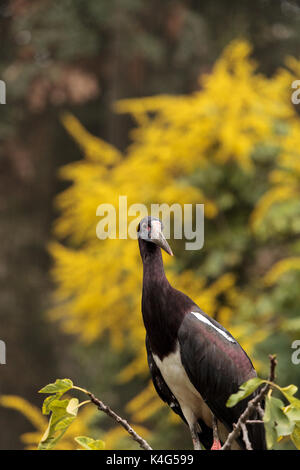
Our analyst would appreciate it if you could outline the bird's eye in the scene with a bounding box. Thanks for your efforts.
[142,223,147,230]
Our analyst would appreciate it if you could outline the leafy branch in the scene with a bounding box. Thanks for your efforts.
[38,355,300,450]
[73,386,152,450]
[223,355,300,450]
[37,379,152,450]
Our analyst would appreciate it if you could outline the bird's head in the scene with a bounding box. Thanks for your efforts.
[137,216,173,256]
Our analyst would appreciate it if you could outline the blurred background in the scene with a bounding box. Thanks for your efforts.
[1,0,300,450]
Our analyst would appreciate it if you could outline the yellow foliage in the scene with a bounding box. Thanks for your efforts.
[264,257,300,286]
[61,113,122,165]
[0,396,46,432]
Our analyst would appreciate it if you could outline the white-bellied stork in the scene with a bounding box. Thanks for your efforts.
[137,216,265,450]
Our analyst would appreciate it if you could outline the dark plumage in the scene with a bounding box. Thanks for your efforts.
[137,216,265,450]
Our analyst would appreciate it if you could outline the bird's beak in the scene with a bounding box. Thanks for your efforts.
[151,221,173,256]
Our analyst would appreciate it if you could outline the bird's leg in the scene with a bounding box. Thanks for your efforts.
[189,423,203,450]
[211,414,221,450]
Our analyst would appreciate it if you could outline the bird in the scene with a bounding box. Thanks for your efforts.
[137,215,266,450]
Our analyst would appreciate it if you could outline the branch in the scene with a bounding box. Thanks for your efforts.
[86,391,153,450]
[221,354,277,450]
[256,404,265,420]
[241,422,252,450]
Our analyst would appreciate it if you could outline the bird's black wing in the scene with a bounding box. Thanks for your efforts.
[178,310,266,449]
[145,334,214,449]
[145,334,186,423]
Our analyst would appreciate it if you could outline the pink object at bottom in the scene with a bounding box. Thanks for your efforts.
[211,439,221,450]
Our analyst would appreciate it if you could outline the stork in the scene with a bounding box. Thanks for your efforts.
[137,216,265,450]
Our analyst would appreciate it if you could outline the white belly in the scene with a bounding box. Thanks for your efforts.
[153,342,241,449]
[153,343,213,429]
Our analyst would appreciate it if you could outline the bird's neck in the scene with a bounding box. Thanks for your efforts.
[138,240,199,359]
[139,239,168,287]
[139,239,179,358]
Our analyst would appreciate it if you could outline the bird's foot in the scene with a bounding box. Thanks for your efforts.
[211,439,221,450]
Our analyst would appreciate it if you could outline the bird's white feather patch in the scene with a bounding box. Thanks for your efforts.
[190,311,236,343]
[153,344,212,429]
[153,343,241,449]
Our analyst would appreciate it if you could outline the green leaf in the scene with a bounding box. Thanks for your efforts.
[263,395,294,449]
[75,436,105,450]
[48,399,70,411]
[38,397,77,450]
[226,377,265,408]
[279,384,298,404]
[38,417,73,450]
[285,403,300,422]
[39,379,73,395]
[38,413,69,450]
[55,416,76,431]
[42,395,58,415]
[66,398,79,416]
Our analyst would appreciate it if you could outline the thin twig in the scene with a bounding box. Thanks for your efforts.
[256,404,265,420]
[87,391,153,450]
[221,354,277,450]
[241,423,253,450]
